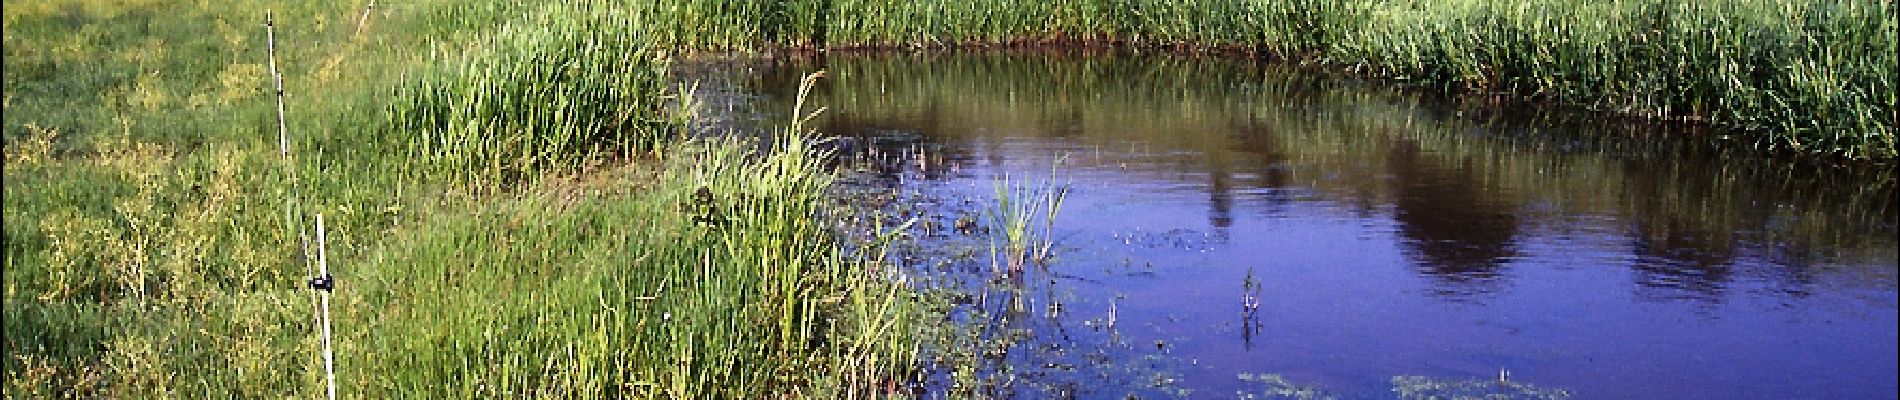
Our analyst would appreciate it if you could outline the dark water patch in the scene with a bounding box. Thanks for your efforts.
[710,50,1896,399]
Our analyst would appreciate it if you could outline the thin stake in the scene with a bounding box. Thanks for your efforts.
[316,214,338,400]
[266,10,316,278]
[266,11,330,398]
[353,1,376,39]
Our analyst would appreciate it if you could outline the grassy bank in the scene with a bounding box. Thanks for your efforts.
[633,0,1896,160]
[5,1,916,397]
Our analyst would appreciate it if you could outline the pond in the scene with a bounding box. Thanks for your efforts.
[716,51,1898,399]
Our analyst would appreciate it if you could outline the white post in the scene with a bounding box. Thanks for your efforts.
[265,13,330,398]
[316,214,337,400]
[266,10,314,268]
[353,1,376,39]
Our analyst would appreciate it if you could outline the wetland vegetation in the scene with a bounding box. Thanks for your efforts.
[4,0,1895,398]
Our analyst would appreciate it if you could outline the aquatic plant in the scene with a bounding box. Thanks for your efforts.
[1242,266,1262,313]
[1390,374,1574,399]
[1237,372,1334,399]
[985,161,1071,273]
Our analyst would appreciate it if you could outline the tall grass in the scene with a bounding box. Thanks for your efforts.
[382,3,678,186]
[628,0,1896,160]
[341,132,918,398]
[1332,0,1896,158]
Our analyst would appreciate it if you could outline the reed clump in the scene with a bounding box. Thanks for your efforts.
[382,3,677,186]
[986,166,1071,273]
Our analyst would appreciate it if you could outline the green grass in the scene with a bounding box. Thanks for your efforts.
[334,133,918,397]
[380,2,680,186]
[5,1,918,397]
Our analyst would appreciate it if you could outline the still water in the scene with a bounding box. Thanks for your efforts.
[729,51,1897,399]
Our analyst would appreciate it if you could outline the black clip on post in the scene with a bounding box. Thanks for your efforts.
[309,274,335,292]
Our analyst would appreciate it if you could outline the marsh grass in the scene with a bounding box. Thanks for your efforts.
[985,163,1071,273]
[381,2,679,187]
[335,132,918,397]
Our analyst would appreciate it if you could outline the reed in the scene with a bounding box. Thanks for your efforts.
[985,164,1071,273]
[380,2,678,187]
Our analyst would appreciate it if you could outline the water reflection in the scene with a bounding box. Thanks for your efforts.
[722,51,1898,398]
[1207,116,1295,230]
[746,52,1894,303]
[1386,138,1520,299]
[1630,224,1737,301]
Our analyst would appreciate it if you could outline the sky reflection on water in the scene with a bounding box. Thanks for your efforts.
[727,51,1898,399]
